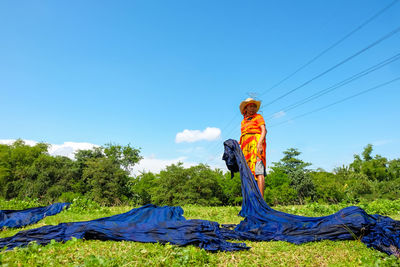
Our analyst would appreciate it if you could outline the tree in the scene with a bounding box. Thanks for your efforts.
[129,171,157,205]
[264,167,297,205]
[180,164,224,206]
[310,171,344,203]
[103,143,142,171]
[73,143,142,205]
[83,157,130,205]
[350,144,389,181]
[272,148,314,203]
[218,172,242,205]
[150,163,226,206]
[388,159,400,180]
[273,148,311,174]
[362,144,373,161]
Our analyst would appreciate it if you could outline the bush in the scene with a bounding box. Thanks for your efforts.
[67,196,109,214]
[58,192,83,203]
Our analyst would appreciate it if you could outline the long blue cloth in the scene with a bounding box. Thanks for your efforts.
[0,204,247,251]
[0,203,70,229]
[0,139,399,257]
[221,139,400,257]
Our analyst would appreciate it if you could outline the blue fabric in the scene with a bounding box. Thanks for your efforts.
[0,203,70,229]
[0,204,248,251]
[0,139,399,257]
[222,139,400,258]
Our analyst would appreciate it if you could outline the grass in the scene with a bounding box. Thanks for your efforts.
[1,202,400,266]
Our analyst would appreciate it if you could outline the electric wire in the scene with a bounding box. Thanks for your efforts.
[269,76,400,128]
[263,25,400,108]
[265,52,400,120]
[206,55,400,165]
[259,0,399,97]
[208,2,400,156]
[204,2,400,166]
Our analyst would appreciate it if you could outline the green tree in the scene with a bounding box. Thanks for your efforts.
[388,159,400,180]
[103,143,142,171]
[310,171,344,203]
[218,172,242,205]
[150,163,225,206]
[74,143,142,205]
[151,163,187,206]
[350,144,389,181]
[274,148,311,174]
[264,167,297,205]
[272,148,314,203]
[83,157,130,205]
[362,144,373,161]
[129,171,157,205]
[180,164,224,206]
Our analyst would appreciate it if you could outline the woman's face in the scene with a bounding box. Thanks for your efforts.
[245,103,257,115]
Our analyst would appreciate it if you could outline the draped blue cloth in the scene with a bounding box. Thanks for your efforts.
[0,203,70,229]
[221,139,400,258]
[0,139,399,257]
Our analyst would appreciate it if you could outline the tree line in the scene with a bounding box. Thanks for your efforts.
[0,140,399,206]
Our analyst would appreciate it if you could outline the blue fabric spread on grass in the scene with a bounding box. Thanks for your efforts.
[0,139,399,257]
[222,139,400,258]
[0,204,248,251]
[0,203,70,229]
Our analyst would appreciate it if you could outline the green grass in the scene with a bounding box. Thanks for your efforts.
[1,202,400,266]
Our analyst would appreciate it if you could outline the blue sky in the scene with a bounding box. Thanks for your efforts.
[1,0,399,174]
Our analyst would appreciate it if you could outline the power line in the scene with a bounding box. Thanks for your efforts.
[211,6,400,155]
[263,25,400,108]
[210,50,400,156]
[207,76,400,166]
[259,0,399,97]
[269,76,400,128]
[204,2,400,164]
[210,1,399,149]
[265,52,400,120]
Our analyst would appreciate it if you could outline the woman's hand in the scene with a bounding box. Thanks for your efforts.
[257,142,263,154]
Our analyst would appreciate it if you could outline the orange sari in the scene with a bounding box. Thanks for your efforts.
[239,113,266,179]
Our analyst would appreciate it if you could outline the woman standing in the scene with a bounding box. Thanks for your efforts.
[239,98,267,197]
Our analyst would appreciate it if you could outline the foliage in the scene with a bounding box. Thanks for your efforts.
[66,196,110,214]
[0,197,41,210]
[218,172,242,205]
[129,171,157,205]
[269,148,315,204]
[0,139,140,206]
[1,140,400,207]
[311,171,345,203]
[264,167,297,205]
[273,147,312,173]
[148,163,225,206]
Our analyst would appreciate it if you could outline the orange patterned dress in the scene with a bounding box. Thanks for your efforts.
[239,113,266,179]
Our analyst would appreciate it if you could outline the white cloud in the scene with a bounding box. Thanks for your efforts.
[0,139,38,146]
[272,111,286,119]
[48,142,99,159]
[0,139,99,159]
[175,127,221,143]
[131,156,196,176]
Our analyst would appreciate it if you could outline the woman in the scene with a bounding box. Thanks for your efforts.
[239,98,267,197]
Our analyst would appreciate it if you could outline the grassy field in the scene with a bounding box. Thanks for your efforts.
[1,202,400,266]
